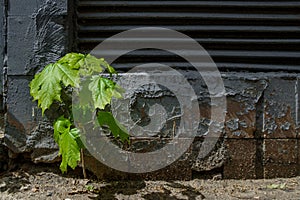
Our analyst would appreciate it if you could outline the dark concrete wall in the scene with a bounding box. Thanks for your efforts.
[1,0,299,179]
[0,0,5,111]
[3,0,68,163]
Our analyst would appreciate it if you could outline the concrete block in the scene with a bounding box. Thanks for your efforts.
[7,1,67,75]
[83,149,128,181]
[5,76,59,163]
[224,78,268,138]
[8,0,67,16]
[7,16,35,75]
[223,139,257,179]
[191,137,226,172]
[6,76,37,135]
[263,139,297,164]
[263,78,297,138]
[8,0,38,16]
[83,137,193,180]
[264,163,298,179]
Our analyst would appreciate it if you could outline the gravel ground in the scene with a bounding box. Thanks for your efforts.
[1,162,300,200]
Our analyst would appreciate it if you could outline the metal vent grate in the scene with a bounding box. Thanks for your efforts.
[76,1,300,72]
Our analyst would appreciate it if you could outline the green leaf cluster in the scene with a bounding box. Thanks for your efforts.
[54,117,84,173]
[29,53,130,173]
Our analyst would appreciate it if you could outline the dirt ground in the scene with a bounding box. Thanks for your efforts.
[1,162,300,200]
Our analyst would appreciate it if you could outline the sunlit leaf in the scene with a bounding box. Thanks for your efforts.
[88,76,124,110]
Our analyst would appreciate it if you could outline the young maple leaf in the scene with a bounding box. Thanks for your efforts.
[88,76,124,110]
[54,117,83,173]
[30,63,79,114]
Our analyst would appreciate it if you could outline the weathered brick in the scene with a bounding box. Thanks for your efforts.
[263,139,297,164]
[127,138,193,180]
[127,158,192,181]
[83,149,128,181]
[225,99,257,138]
[83,138,193,180]
[262,77,297,138]
[192,137,226,172]
[224,78,267,138]
[264,163,298,179]
[4,76,59,163]
[223,139,257,179]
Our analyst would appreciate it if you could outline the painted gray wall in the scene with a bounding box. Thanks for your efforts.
[4,0,69,162]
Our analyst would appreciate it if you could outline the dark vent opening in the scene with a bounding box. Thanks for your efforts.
[76,1,300,72]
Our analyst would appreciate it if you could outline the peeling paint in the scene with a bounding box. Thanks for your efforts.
[226,119,239,131]
[280,122,291,131]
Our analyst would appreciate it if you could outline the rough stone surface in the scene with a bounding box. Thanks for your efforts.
[191,137,226,172]
[83,137,193,180]
[5,76,58,162]
[223,139,257,179]
[7,1,67,75]
[263,139,298,179]
[3,0,68,164]
[28,0,67,75]
[263,139,298,165]
[224,77,267,138]
[263,163,298,179]
[83,149,193,181]
[262,78,297,138]
[5,69,300,179]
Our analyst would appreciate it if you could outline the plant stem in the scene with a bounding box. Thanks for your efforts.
[80,148,87,179]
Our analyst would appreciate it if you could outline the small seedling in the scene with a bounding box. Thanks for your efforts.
[29,53,130,175]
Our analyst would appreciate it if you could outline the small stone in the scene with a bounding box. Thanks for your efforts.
[0,181,6,189]
[20,185,30,191]
[31,187,39,192]
[46,192,52,196]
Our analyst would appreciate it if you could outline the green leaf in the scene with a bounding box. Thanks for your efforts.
[58,53,85,69]
[88,76,124,110]
[59,128,81,173]
[29,61,80,114]
[98,58,116,74]
[53,117,83,173]
[69,127,85,149]
[97,111,130,142]
[78,54,104,76]
[58,53,104,76]
[53,116,71,143]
